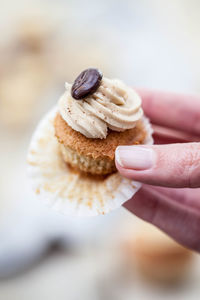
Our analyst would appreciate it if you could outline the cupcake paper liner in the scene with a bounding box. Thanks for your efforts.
[27,107,153,217]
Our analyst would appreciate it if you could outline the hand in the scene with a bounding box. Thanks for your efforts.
[115,90,200,252]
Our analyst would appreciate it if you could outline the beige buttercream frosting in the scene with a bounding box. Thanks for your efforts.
[58,77,143,139]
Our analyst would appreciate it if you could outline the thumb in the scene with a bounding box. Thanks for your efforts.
[115,143,200,188]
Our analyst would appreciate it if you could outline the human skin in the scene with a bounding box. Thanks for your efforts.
[115,89,200,252]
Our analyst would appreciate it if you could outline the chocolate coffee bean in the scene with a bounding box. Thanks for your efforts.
[71,68,103,100]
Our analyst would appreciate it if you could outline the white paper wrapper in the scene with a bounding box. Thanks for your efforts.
[27,107,153,217]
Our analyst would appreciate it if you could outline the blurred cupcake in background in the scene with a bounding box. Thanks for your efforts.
[15,18,53,53]
[0,18,55,129]
[0,17,112,130]
[122,221,194,285]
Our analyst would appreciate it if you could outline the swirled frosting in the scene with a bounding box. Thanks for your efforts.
[58,77,143,139]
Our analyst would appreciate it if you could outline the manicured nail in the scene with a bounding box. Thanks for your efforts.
[115,146,155,170]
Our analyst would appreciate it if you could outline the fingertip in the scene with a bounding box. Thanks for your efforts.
[115,146,124,168]
[115,145,155,170]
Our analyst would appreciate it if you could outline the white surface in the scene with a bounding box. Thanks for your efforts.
[0,238,199,300]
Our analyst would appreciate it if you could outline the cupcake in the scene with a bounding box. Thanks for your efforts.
[54,68,145,175]
[124,222,193,284]
[27,68,153,216]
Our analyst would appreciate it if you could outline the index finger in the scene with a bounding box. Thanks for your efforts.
[137,89,200,136]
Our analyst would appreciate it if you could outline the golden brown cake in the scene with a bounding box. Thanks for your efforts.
[54,68,145,175]
[55,113,146,174]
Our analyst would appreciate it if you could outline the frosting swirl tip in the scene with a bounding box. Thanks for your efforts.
[59,72,143,139]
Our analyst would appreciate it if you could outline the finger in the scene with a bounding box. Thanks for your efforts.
[153,130,189,144]
[144,185,200,210]
[124,186,200,251]
[137,89,200,136]
[115,143,200,188]
[153,125,200,144]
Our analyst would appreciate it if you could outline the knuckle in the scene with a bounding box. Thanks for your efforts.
[181,144,200,188]
[184,144,199,166]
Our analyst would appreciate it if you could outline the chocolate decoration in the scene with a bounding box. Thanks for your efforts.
[71,68,103,100]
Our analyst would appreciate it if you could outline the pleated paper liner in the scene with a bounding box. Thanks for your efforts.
[27,107,153,217]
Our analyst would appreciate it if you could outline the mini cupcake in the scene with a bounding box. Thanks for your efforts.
[124,222,193,284]
[27,68,153,216]
[54,68,145,175]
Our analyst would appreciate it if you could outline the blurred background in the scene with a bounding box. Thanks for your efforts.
[0,0,200,299]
